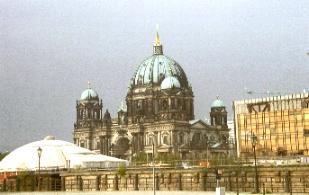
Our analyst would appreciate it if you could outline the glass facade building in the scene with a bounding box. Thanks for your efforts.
[233,93,309,157]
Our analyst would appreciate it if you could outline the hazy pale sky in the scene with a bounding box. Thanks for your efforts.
[0,0,308,151]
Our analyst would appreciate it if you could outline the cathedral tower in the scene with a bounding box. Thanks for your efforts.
[210,97,228,128]
[74,82,103,151]
[210,97,229,148]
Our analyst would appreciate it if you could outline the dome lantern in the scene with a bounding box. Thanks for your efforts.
[153,29,163,55]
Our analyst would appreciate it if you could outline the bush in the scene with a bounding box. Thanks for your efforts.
[117,163,127,177]
[17,170,32,179]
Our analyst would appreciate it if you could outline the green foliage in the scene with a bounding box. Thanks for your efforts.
[202,168,208,174]
[17,170,32,179]
[0,152,9,161]
[209,154,239,166]
[132,151,147,165]
[117,163,127,177]
[156,153,181,166]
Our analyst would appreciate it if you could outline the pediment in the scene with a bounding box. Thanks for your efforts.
[190,120,209,129]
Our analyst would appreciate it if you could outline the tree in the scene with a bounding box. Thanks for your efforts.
[117,163,127,177]
[0,152,9,161]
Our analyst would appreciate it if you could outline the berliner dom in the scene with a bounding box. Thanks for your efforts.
[73,32,230,160]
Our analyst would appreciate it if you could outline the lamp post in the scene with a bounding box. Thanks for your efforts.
[37,147,42,191]
[152,143,156,195]
[206,139,209,166]
[251,133,259,193]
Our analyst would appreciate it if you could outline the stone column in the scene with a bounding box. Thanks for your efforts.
[114,174,119,191]
[16,177,20,192]
[96,175,101,191]
[285,171,291,193]
[61,177,65,191]
[99,136,104,154]
[78,176,83,191]
[200,172,207,191]
[177,173,182,191]
[134,174,139,191]
[2,179,6,192]
[156,174,159,190]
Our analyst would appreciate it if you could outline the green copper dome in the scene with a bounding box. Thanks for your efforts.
[80,88,99,101]
[132,54,188,87]
[129,31,189,89]
[211,99,225,108]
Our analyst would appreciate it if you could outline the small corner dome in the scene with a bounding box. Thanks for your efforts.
[80,88,99,101]
[211,99,225,108]
[161,76,181,90]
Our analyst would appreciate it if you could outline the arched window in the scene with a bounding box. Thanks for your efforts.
[183,101,187,111]
[162,134,169,145]
[221,135,227,143]
[80,110,85,119]
[148,136,154,146]
[137,100,142,109]
[87,110,91,119]
[210,135,215,143]
[97,141,101,149]
[192,133,201,143]
[162,100,168,110]
[171,98,175,109]
[179,134,184,143]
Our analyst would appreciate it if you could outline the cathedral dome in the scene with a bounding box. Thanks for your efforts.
[80,82,99,101]
[211,98,225,108]
[161,76,181,90]
[130,32,189,89]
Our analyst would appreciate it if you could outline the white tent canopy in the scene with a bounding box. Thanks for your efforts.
[0,136,128,172]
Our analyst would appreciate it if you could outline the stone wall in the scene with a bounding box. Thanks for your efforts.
[61,165,309,193]
[62,169,205,192]
[2,165,309,193]
[1,174,61,192]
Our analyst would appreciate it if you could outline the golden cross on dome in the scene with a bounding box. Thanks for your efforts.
[155,24,161,46]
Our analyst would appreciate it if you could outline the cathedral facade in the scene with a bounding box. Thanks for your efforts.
[73,33,230,160]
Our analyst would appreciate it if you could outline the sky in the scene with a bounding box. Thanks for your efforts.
[0,0,308,151]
